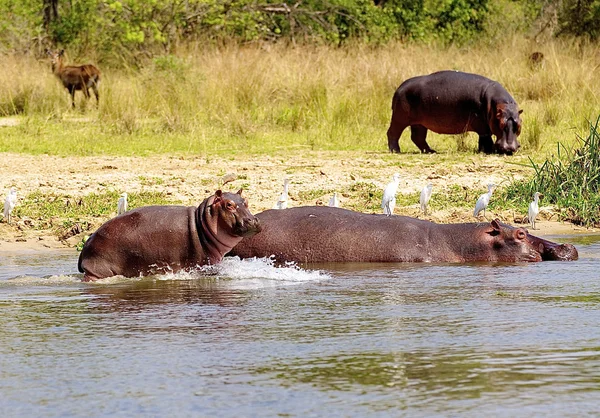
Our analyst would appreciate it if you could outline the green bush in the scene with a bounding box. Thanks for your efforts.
[504,116,600,227]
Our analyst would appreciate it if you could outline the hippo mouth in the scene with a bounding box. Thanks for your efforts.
[525,233,579,262]
[494,140,518,155]
[542,243,579,261]
[234,218,262,238]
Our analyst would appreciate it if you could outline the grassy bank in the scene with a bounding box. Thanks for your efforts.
[1,37,600,239]
[0,38,599,158]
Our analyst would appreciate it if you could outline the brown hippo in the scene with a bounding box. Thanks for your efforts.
[229,207,578,263]
[78,190,261,281]
[387,70,523,155]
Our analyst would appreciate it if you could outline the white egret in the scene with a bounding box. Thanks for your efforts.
[3,187,17,224]
[273,178,290,210]
[328,193,340,208]
[420,183,433,215]
[528,192,541,229]
[117,192,128,215]
[381,173,401,216]
[473,183,496,219]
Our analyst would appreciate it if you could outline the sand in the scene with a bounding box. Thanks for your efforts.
[0,152,595,252]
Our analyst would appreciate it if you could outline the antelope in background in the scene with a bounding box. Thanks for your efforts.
[46,49,101,109]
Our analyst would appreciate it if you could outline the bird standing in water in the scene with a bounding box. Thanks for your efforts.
[3,187,17,224]
[528,192,541,229]
[381,173,401,216]
[117,192,128,215]
[274,178,290,210]
[328,192,340,208]
[420,183,433,215]
[473,184,496,219]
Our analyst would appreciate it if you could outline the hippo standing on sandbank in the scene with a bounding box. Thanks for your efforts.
[387,70,523,155]
[78,190,261,281]
[229,207,578,263]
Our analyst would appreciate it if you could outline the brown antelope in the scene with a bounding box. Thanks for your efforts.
[47,49,101,108]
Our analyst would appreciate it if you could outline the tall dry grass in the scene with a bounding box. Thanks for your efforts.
[0,37,599,157]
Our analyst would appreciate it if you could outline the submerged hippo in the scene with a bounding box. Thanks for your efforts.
[229,207,577,263]
[387,70,523,155]
[78,189,261,281]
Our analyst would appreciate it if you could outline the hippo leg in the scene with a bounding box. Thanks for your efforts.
[386,121,405,153]
[411,125,436,154]
[478,135,494,154]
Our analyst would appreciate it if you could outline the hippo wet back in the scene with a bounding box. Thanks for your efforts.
[386,70,523,155]
[78,189,261,281]
[229,206,577,264]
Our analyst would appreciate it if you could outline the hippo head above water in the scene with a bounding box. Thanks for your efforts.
[206,189,262,238]
[491,103,523,155]
[485,219,578,262]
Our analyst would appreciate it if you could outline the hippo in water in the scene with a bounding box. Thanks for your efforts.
[387,70,523,155]
[229,207,578,263]
[78,189,261,281]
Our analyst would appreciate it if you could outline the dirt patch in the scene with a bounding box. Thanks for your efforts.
[0,152,595,250]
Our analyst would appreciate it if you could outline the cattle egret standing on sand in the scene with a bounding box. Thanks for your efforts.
[3,187,17,224]
[329,193,340,208]
[420,183,433,215]
[117,192,128,215]
[382,173,401,216]
[473,184,496,219]
[274,178,290,210]
[528,192,541,230]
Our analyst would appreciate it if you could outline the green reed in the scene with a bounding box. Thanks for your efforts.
[503,116,600,226]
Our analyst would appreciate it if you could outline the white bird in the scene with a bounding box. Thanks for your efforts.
[420,183,433,215]
[328,192,340,207]
[3,187,17,224]
[117,192,128,215]
[473,184,496,219]
[381,173,401,216]
[273,178,290,210]
[528,192,542,230]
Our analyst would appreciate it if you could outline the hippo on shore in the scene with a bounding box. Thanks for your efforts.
[387,70,522,155]
[229,207,578,263]
[78,190,261,281]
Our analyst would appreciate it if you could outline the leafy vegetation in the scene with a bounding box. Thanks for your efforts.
[0,1,599,61]
[503,117,600,227]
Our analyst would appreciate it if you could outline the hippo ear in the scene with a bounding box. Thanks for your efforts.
[213,190,223,204]
[237,188,243,196]
[490,219,502,232]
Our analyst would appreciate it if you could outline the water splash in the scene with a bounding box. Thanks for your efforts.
[155,256,330,288]
[210,256,329,282]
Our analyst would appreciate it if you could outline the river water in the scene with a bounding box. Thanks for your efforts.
[1,235,599,417]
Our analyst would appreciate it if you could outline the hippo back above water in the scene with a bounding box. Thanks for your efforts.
[230,206,578,264]
[387,70,522,155]
[78,189,261,281]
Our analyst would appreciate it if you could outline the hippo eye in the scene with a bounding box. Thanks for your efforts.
[498,118,506,130]
[226,201,237,211]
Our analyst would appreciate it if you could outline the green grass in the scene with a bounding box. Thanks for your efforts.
[13,190,179,232]
[0,38,598,158]
[502,116,600,226]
